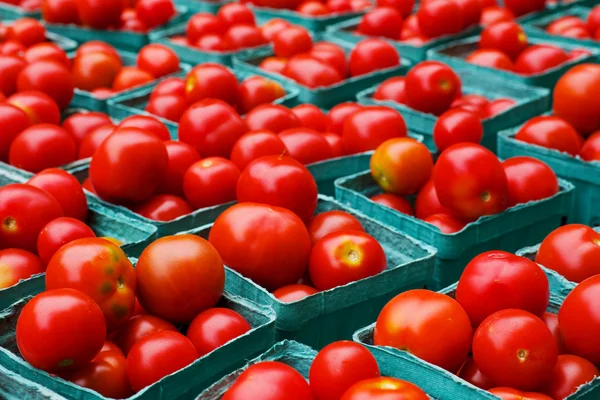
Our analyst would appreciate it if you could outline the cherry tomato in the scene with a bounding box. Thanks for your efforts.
[415,179,450,219]
[17,60,74,110]
[502,156,558,207]
[42,0,80,24]
[479,21,527,60]
[135,0,175,29]
[358,7,403,39]
[16,288,106,372]
[117,115,171,141]
[279,127,333,164]
[238,76,286,115]
[9,124,75,173]
[503,0,544,17]
[209,203,311,291]
[349,38,400,77]
[186,308,251,357]
[272,284,318,302]
[343,106,407,154]
[259,57,288,74]
[373,77,406,104]
[307,210,364,245]
[0,249,44,289]
[433,109,484,152]
[78,125,114,159]
[466,49,514,71]
[371,193,414,216]
[405,61,462,116]
[417,0,463,38]
[488,388,552,400]
[515,45,569,76]
[27,168,88,221]
[0,55,26,96]
[37,217,96,265]
[486,98,516,117]
[283,55,343,88]
[291,104,328,132]
[310,42,348,78]
[245,104,301,133]
[112,67,154,92]
[111,314,176,356]
[75,0,123,28]
[136,44,179,78]
[132,194,192,221]
[183,157,240,209]
[328,102,362,135]
[515,116,581,156]
[458,356,493,390]
[186,13,224,43]
[150,77,186,99]
[341,377,429,400]
[23,43,70,68]
[217,3,255,27]
[72,52,122,92]
[0,103,30,162]
[273,26,313,58]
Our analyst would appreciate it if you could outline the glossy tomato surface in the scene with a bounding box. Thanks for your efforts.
[0,249,44,289]
[433,109,483,152]
[458,356,493,390]
[371,193,415,216]
[479,21,528,60]
[488,387,552,400]
[37,217,96,265]
[61,111,112,146]
[27,168,88,221]
[245,104,301,133]
[540,354,598,399]
[279,127,333,165]
[502,157,558,207]
[272,284,318,303]
[307,211,364,245]
[186,308,251,357]
[183,158,240,209]
[515,116,581,156]
[405,61,462,116]
[0,103,30,162]
[415,179,450,219]
[342,106,407,154]
[9,124,76,173]
[157,141,200,196]
[348,39,400,77]
[111,314,177,356]
[341,377,429,400]
[230,130,287,171]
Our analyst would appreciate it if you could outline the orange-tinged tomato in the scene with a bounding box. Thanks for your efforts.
[489,387,552,400]
[341,377,429,400]
[0,249,44,289]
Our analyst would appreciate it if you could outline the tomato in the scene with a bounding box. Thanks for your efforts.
[186,13,224,43]
[370,193,414,216]
[9,91,61,126]
[310,341,380,400]
[458,356,493,390]
[186,308,251,356]
[479,21,527,61]
[24,43,70,68]
[229,131,284,171]
[434,143,508,221]
[278,127,333,164]
[75,0,123,28]
[117,115,171,141]
[183,157,240,209]
[515,45,569,76]
[0,249,44,289]
[306,42,346,78]
[9,124,75,173]
[433,109,484,152]
[374,290,473,372]
[291,104,328,132]
[307,211,364,245]
[342,106,407,154]
[452,94,490,109]
[90,127,167,204]
[42,0,80,23]
[283,55,343,88]
[0,55,26,96]
[136,44,179,79]
[295,1,327,15]
[126,330,198,392]
[245,104,301,133]
[540,354,598,399]
[473,309,558,390]
[503,0,544,17]
[455,0,482,28]
[78,125,113,159]
[259,56,288,74]
[154,141,199,196]
[146,94,186,122]
[322,132,344,157]
[17,60,74,110]
[150,77,186,99]
[502,157,558,207]
[328,102,362,135]
[376,0,413,17]
[224,25,267,50]
[132,194,192,221]
[546,16,585,35]
[541,312,567,355]
[349,39,400,77]
[179,99,247,158]
[405,61,462,116]
[209,203,311,290]
[72,52,122,92]
[481,6,514,26]
[62,112,112,148]
[358,7,403,39]
[373,77,406,104]
[488,388,552,400]
[426,213,467,233]
[36,217,95,265]
[136,235,224,323]
[272,284,318,302]
[75,41,120,60]
[16,288,106,372]
[112,67,154,92]
[273,26,313,58]
[111,314,177,356]
[6,18,45,47]
[414,180,450,219]
[562,25,591,39]
[417,0,463,38]
[238,76,286,115]
[135,0,175,29]
[0,103,29,162]
[341,377,429,400]
[82,178,95,193]
[466,49,514,71]
[223,361,314,400]
[580,132,600,162]
[217,3,255,27]
[515,116,581,156]
[486,98,516,117]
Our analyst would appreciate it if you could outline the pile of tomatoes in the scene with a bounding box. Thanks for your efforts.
[373,249,599,400]
[243,0,369,16]
[543,6,600,41]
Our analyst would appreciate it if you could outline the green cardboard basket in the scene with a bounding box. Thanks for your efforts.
[0,272,277,400]
[0,4,40,19]
[427,35,599,89]
[335,170,574,290]
[0,363,66,400]
[523,6,600,49]
[180,195,437,349]
[497,121,600,226]
[174,0,232,13]
[356,69,551,153]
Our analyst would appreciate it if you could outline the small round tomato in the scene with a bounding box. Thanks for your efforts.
[238,76,286,115]
[415,179,450,219]
[374,289,473,372]
[16,288,106,372]
[291,104,328,132]
[434,109,484,152]
[183,158,240,209]
[6,18,45,47]
[23,43,70,68]
[27,168,87,221]
[466,49,514,71]
[479,21,528,60]
[514,45,569,76]
[146,94,187,122]
[297,1,329,16]
[486,98,516,117]
[310,341,380,400]
[371,193,414,216]
[136,44,179,78]
[503,0,544,17]
[328,102,362,135]
[136,235,225,323]
[224,25,267,50]
[273,26,313,58]
[245,104,301,133]
[458,357,493,390]
[405,61,462,116]
[279,127,333,164]
[209,203,311,291]
[515,116,582,155]
[8,90,60,125]
[217,3,255,27]
[373,77,406,104]
[117,115,171,141]
[236,155,317,222]
[0,103,30,162]
[127,331,198,392]
[488,388,552,400]
[307,210,364,245]
[135,0,175,29]
[580,132,600,162]
[111,314,176,356]
[481,6,515,26]
[223,361,314,400]
[112,67,154,92]
[150,77,186,99]
[230,130,287,171]
[541,312,567,355]
[186,308,251,357]
[540,354,599,399]
[37,217,96,265]
[358,7,403,39]
[156,141,200,196]
[260,18,291,41]
[132,194,192,221]
[417,0,463,38]
[309,42,348,78]
[78,125,114,159]
[349,38,400,77]
[17,60,74,110]
[341,378,429,400]
[0,55,27,97]
[259,57,288,74]
[283,55,343,88]
[502,156,559,207]
[72,52,122,92]
[75,0,123,28]
[9,124,76,173]
[61,111,113,147]
[0,249,44,289]
[42,0,80,24]
[424,214,466,233]
[186,13,224,43]
[343,106,407,154]
[272,284,318,303]
[179,99,248,157]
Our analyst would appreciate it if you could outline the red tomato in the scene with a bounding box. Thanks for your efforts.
[458,356,493,390]
[217,3,255,27]
[296,1,329,16]
[456,250,549,327]
[156,141,200,196]
[341,377,429,400]
[112,67,154,92]
[272,284,318,302]
[42,0,80,24]
[283,55,343,88]
[117,115,171,141]
[186,308,251,357]
[309,42,348,79]
[580,132,600,162]
[62,111,112,147]
[0,249,44,289]
[72,52,122,92]
[342,106,407,154]
[349,38,400,77]
[547,16,585,35]
[16,288,106,372]
[480,6,514,26]
[17,60,74,110]
[0,103,30,162]
[183,157,240,209]
[434,143,508,221]
[278,127,333,164]
[328,102,362,135]
[245,104,301,133]
[540,354,599,399]
[260,19,291,42]
[23,43,70,68]
[82,178,95,193]
[273,26,313,58]
[373,77,407,104]
[561,25,591,39]
[488,388,552,400]
[150,77,186,99]
[136,235,225,323]
[132,194,192,221]
[502,156,559,207]
[9,91,61,126]
[185,64,236,102]
[259,57,288,74]
[541,312,567,355]
[515,116,581,156]
[290,104,328,132]
[136,44,179,78]
[75,0,123,28]
[146,94,187,122]
[27,168,88,221]
[405,61,462,116]
[323,132,344,157]
[230,130,286,171]
[479,21,527,60]
[374,289,473,372]
[6,18,45,47]
[223,361,314,400]
[376,0,413,17]
[209,203,311,290]
[486,98,516,117]
[75,41,120,60]
[434,109,483,152]
[238,76,286,115]
[135,0,175,29]
[515,45,569,76]
[417,0,463,38]
[415,179,451,219]
[126,330,198,392]
[0,55,26,96]
[503,0,544,17]
[358,7,403,39]
[473,309,558,390]
[236,155,317,222]
[371,193,414,216]
[179,99,248,158]
[307,210,364,245]
[588,6,600,34]
[186,13,224,43]
[78,125,114,159]
[9,124,76,173]
[309,341,380,400]
[37,217,96,265]
[424,213,466,233]
[111,314,177,356]
[466,49,514,71]
[224,25,267,50]
[455,0,482,28]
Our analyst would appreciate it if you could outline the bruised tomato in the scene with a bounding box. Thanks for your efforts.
[0,249,44,289]
[186,308,251,357]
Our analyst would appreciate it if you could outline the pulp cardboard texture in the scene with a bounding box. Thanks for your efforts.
[335,171,574,289]
[179,195,437,349]
[0,4,40,19]
[174,0,232,13]
[0,364,66,400]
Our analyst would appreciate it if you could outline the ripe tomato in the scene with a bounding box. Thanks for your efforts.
[479,21,527,60]
[349,39,400,77]
[291,104,328,132]
[283,55,343,88]
[223,361,314,400]
[24,43,70,68]
[245,104,301,133]
[541,312,567,355]
[374,290,473,372]
[0,55,26,96]
[27,168,87,222]
[455,0,482,28]
[6,18,45,47]
[273,26,313,58]
[179,99,248,158]
[415,179,450,219]
[259,57,288,74]
[237,76,286,115]
[136,44,179,78]
[111,314,176,356]
[580,132,600,161]
[17,60,74,110]
[186,13,224,43]
[8,90,60,125]
[9,124,76,173]
[260,18,291,41]
[16,288,106,372]
[0,103,30,162]
[209,203,311,290]
[342,106,407,154]
[341,378,429,400]
[515,116,581,156]
[328,102,362,135]
[224,25,267,50]
[132,194,192,221]
[37,217,96,265]
[42,0,79,23]
[146,94,187,122]
[112,67,154,92]
[503,0,544,17]
[309,42,348,79]
[514,45,569,76]
[78,125,114,159]
[405,61,462,116]
[72,52,122,92]
[217,3,255,27]
[136,235,225,323]
[466,49,514,71]
[424,213,466,233]
[307,211,364,245]
[433,109,484,152]
[183,158,240,209]
[0,249,44,289]
[373,77,407,104]
[371,193,414,216]
[547,16,585,35]
[61,111,112,146]
[561,25,591,39]
[272,284,318,302]
[296,1,329,16]
[458,356,493,390]
[323,132,344,157]
[376,0,413,17]
[480,6,515,26]
[117,115,171,141]
[486,98,516,117]
[417,0,463,38]
[127,331,198,392]
[309,341,380,400]
[488,388,552,400]
[150,77,186,99]
[230,130,287,171]
[186,308,251,357]
[135,0,175,29]
[473,309,558,390]
[539,354,599,399]
[502,157,559,207]
[75,0,123,28]
[456,251,549,327]
[279,127,333,164]
[75,41,120,60]
[157,141,200,196]
[358,7,403,39]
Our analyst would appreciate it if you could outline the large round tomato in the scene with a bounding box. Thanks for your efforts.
[433,109,484,152]
[515,116,581,155]
[342,106,407,154]
[0,184,63,252]
[111,314,177,356]
[27,168,89,221]
[230,130,287,171]
[488,388,552,400]
[186,308,251,357]
[348,39,400,77]
[185,63,238,106]
[540,354,599,399]
[374,290,473,372]
[0,249,44,289]
[273,26,313,58]
[307,211,364,245]
[238,77,286,115]
[72,52,122,92]
[61,111,112,146]
[0,103,30,162]
[90,127,168,204]
[9,124,76,173]
[371,193,414,216]
[8,90,60,125]
[473,309,558,390]
[75,0,123,28]
[157,141,200,196]
[417,0,463,38]
[291,104,328,132]
[415,179,450,219]
[514,45,569,76]
[37,217,96,265]
[456,251,549,327]
[183,158,240,209]
[283,55,343,88]
[358,7,402,39]
[135,0,175,29]
[16,288,106,372]
[458,357,493,390]
[136,235,225,323]
[466,49,514,71]
[479,21,528,60]
[209,203,311,291]
[405,61,462,116]
[272,284,318,303]
[502,157,559,207]
[17,60,74,110]
[433,143,508,221]
[278,127,333,164]
[137,44,179,78]
[341,378,429,400]
[131,194,192,222]
[328,102,362,135]
[245,104,301,133]
[117,115,171,141]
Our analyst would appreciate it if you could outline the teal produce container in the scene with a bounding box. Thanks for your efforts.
[335,170,574,289]
[174,0,232,13]
[0,364,65,400]
[356,69,551,152]
[0,3,40,19]
[182,195,437,349]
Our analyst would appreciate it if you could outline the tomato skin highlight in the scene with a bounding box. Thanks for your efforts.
[37,217,96,266]
[0,249,44,290]
[341,377,429,400]
[186,308,251,357]
[111,314,177,356]
[27,168,89,221]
